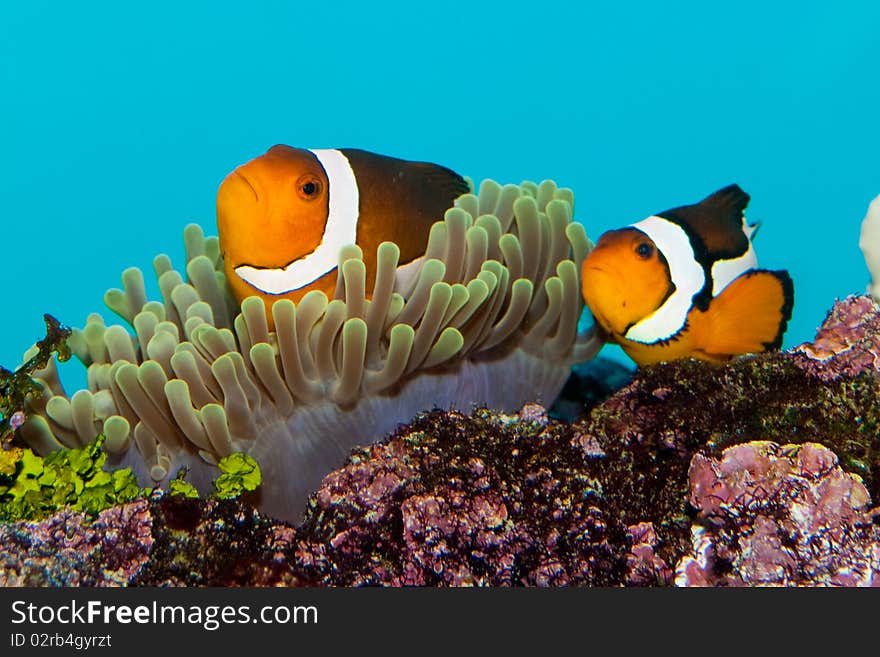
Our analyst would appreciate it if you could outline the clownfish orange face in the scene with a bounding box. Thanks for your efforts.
[216,146,469,322]
[217,145,336,305]
[581,228,673,337]
[580,184,794,366]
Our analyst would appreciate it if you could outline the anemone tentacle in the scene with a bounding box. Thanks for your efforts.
[21,179,601,522]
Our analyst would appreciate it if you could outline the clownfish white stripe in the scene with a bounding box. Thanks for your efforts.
[234,148,360,294]
[711,240,757,296]
[624,215,705,344]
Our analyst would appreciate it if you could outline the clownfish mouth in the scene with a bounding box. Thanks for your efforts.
[581,265,629,337]
[583,264,611,276]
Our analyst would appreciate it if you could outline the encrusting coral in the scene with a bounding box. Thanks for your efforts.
[0,499,152,586]
[6,293,880,586]
[678,441,879,586]
[18,180,601,522]
[792,294,880,379]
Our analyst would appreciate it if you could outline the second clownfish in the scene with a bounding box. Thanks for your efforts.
[216,145,470,321]
[581,184,794,366]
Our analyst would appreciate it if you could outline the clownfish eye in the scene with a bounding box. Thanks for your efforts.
[296,175,322,200]
[635,242,654,259]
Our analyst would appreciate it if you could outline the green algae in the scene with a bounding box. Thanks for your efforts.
[213,453,262,500]
[168,468,200,499]
[0,435,262,522]
[0,436,142,522]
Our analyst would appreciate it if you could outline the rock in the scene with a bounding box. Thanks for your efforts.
[0,499,152,586]
[131,493,308,586]
[296,406,624,586]
[793,295,880,379]
[676,441,880,586]
[550,356,634,422]
[4,296,880,587]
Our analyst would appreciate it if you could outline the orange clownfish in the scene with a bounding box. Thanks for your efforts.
[216,145,469,320]
[581,184,794,366]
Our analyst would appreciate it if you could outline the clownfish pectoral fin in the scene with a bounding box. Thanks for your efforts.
[700,269,794,357]
[745,220,761,241]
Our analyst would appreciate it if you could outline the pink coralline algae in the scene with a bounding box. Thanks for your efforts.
[793,295,880,379]
[9,411,25,431]
[0,499,152,586]
[626,522,673,586]
[297,407,621,586]
[130,493,307,586]
[2,410,880,586]
[5,295,880,587]
[676,441,880,586]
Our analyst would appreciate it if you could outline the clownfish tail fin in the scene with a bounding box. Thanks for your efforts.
[701,269,794,357]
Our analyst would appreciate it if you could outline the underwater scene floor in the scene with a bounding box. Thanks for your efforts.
[2,295,879,586]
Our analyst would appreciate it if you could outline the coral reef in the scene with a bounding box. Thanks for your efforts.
[0,491,308,587]
[677,441,879,586]
[792,294,880,379]
[131,493,306,586]
[19,180,601,523]
[3,405,878,586]
[0,499,152,586]
[295,406,622,586]
[4,293,880,587]
[583,301,880,504]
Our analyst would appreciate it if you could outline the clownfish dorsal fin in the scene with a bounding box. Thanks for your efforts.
[339,149,470,267]
[659,184,752,263]
[406,160,471,200]
[340,149,469,206]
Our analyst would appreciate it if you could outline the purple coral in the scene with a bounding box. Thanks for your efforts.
[132,494,308,586]
[677,441,880,586]
[793,295,880,379]
[6,296,880,587]
[0,500,152,586]
[298,406,621,586]
[626,522,673,586]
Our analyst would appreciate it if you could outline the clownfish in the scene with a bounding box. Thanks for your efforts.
[581,184,794,366]
[216,145,469,318]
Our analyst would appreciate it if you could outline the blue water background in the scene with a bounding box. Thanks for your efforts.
[2,1,878,391]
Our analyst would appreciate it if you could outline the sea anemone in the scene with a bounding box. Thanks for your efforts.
[19,179,601,522]
[859,193,880,300]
